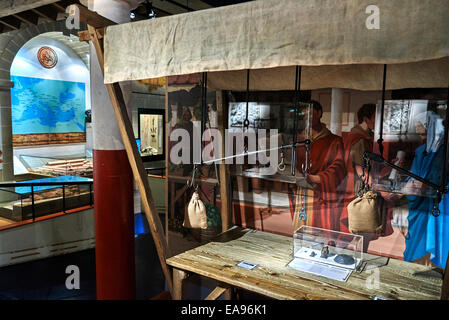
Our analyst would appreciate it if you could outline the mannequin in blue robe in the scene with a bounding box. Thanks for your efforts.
[404,111,448,268]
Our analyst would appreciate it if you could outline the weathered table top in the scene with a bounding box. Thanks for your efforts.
[166,227,442,300]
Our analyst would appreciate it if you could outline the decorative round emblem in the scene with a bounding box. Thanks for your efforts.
[37,46,58,69]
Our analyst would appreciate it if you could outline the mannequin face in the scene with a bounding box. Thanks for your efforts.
[415,121,427,141]
[300,107,321,128]
[312,108,322,127]
[364,114,376,131]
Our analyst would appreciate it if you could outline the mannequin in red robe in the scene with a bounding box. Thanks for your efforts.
[287,100,346,232]
[340,104,376,233]
[341,104,396,243]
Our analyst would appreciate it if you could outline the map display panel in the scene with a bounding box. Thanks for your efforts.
[11,75,86,134]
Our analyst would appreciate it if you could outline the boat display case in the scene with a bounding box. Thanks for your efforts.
[0,175,93,222]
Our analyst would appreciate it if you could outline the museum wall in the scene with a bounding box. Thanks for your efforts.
[10,35,90,147]
[311,89,392,134]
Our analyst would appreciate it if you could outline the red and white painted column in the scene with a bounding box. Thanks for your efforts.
[330,88,344,136]
[89,0,141,300]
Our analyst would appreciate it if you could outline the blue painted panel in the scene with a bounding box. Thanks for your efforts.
[11,75,86,134]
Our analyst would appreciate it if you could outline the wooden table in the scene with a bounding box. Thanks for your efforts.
[166,227,443,300]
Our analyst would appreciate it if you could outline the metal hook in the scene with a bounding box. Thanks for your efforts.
[278,149,286,171]
[187,164,197,188]
[301,159,312,175]
[301,142,312,175]
[432,194,442,217]
[432,206,441,217]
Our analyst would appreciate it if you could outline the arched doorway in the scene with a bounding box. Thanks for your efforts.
[0,20,87,181]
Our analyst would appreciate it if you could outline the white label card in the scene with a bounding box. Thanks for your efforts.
[287,258,352,282]
[237,261,257,270]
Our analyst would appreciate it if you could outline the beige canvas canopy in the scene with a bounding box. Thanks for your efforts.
[103,0,449,90]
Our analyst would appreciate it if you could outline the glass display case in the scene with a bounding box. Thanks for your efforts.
[288,226,363,282]
[138,108,165,160]
[0,175,93,222]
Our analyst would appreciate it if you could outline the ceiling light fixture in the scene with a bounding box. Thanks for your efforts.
[146,1,156,19]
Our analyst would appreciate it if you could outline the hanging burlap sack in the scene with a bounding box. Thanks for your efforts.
[183,191,207,229]
[347,190,383,234]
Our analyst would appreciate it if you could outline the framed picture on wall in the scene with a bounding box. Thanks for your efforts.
[138,108,165,161]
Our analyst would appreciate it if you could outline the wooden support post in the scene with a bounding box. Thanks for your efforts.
[205,284,231,300]
[441,254,449,300]
[165,79,170,246]
[216,91,232,232]
[224,287,234,300]
[86,23,173,297]
[173,268,189,300]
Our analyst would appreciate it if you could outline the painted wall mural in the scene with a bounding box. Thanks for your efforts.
[11,75,86,135]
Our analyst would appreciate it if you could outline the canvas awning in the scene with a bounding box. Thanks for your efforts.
[103,0,449,90]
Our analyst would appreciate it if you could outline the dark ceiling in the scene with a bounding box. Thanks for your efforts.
[0,0,80,34]
[0,0,254,35]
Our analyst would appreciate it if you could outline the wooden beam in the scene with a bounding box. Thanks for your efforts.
[0,0,59,18]
[1,25,13,34]
[12,11,39,25]
[51,2,68,12]
[87,24,174,297]
[441,254,449,299]
[78,27,105,42]
[37,4,61,20]
[31,8,55,21]
[205,285,231,300]
[165,0,194,12]
[165,81,170,246]
[68,4,116,29]
[0,16,21,30]
[153,6,172,17]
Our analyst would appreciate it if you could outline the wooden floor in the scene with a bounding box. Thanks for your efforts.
[167,227,443,300]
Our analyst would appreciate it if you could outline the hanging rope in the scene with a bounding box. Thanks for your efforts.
[377,64,387,157]
[243,69,250,129]
[291,66,302,176]
[200,72,208,161]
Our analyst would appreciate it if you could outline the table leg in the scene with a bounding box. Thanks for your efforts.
[170,182,175,220]
[173,268,188,300]
[224,287,233,300]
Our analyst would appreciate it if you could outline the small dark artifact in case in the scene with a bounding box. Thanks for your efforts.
[334,254,355,265]
[320,245,329,258]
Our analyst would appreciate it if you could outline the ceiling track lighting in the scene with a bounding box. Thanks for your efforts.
[130,0,156,21]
